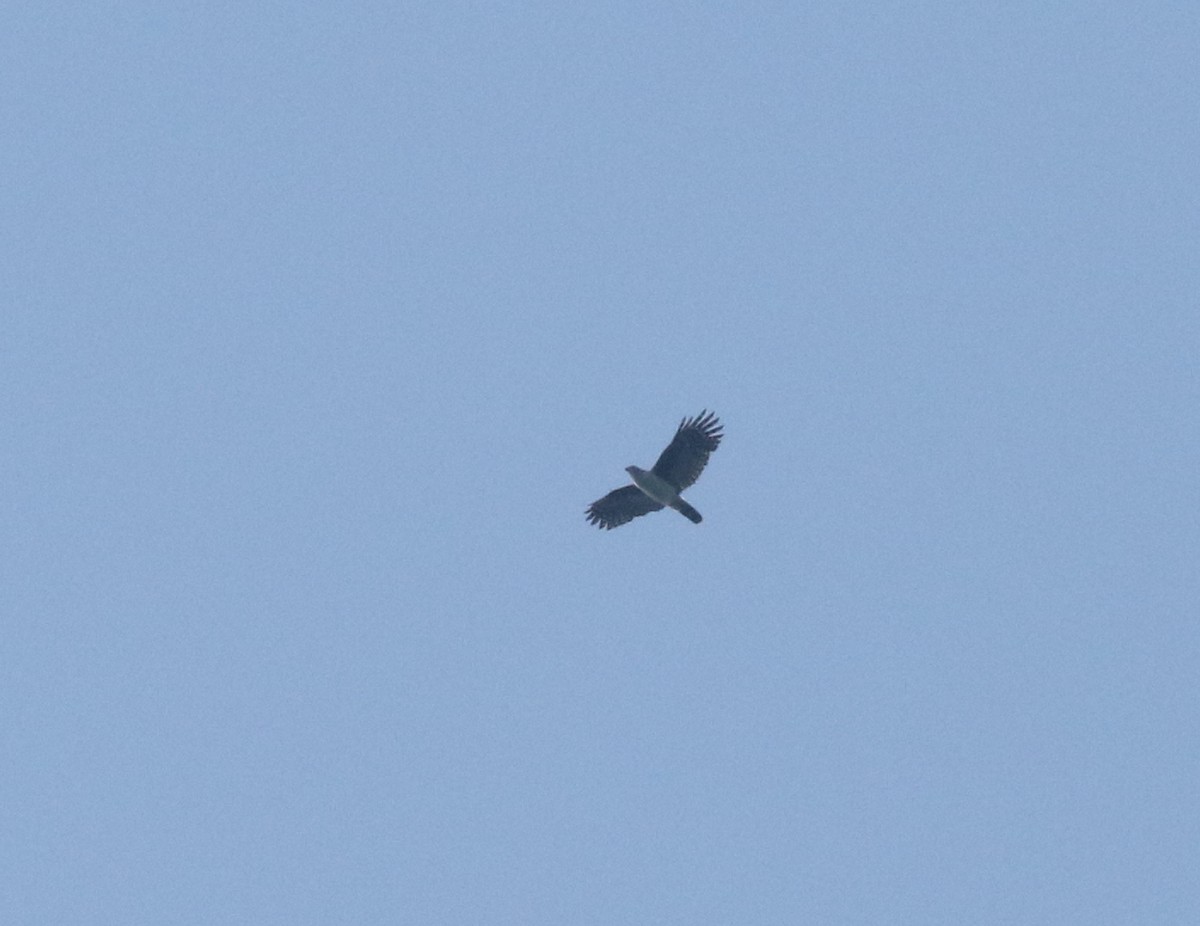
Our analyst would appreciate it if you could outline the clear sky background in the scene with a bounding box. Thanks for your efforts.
[4,3,1198,923]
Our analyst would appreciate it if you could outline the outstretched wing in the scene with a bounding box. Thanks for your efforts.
[585,485,663,530]
[650,410,723,491]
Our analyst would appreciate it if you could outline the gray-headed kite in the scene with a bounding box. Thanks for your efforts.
[585,410,723,530]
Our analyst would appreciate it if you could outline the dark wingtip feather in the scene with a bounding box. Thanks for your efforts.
[677,410,723,449]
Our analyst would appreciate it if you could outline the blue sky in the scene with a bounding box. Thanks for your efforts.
[4,3,1198,923]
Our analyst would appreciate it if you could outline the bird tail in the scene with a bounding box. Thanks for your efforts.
[674,500,703,524]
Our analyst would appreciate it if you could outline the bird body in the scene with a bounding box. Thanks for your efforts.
[625,465,702,523]
[585,411,723,530]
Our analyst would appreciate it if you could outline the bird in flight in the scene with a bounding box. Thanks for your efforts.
[585,410,723,530]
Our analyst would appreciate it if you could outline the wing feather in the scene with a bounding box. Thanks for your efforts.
[650,410,723,491]
[585,485,663,530]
